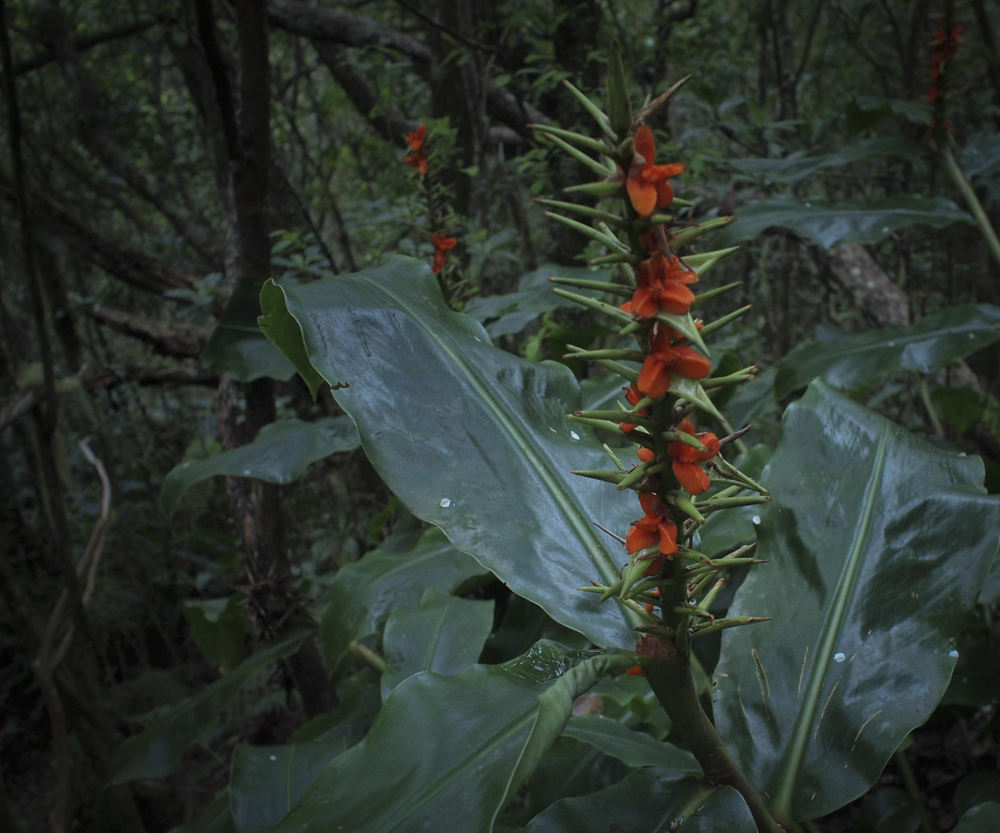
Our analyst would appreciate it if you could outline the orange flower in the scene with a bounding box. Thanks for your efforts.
[405,124,428,175]
[626,125,685,219]
[431,231,457,274]
[621,383,648,432]
[621,253,698,319]
[666,418,720,495]
[636,325,711,399]
[626,492,677,556]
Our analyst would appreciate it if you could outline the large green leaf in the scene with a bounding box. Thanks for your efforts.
[726,139,926,186]
[266,642,634,833]
[230,740,346,833]
[774,304,1000,400]
[182,595,247,673]
[561,715,700,773]
[167,789,235,833]
[713,195,973,249]
[261,258,644,649]
[523,768,756,833]
[160,417,360,516]
[321,526,488,670]
[110,626,313,784]
[381,587,494,699]
[713,383,1000,822]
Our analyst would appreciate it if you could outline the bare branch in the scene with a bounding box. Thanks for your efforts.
[87,305,211,358]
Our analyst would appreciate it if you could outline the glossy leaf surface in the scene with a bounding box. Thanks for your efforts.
[261,259,643,648]
[267,642,634,833]
[561,715,700,772]
[523,768,756,833]
[320,526,487,670]
[713,383,1000,821]
[110,627,312,784]
[229,740,346,832]
[380,587,494,699]
[182,595,246,673]
[774,304,1000,399]
[713,195,972,249]
[160,417,360,516]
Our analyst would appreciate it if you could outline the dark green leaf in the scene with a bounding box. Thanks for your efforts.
[229,740,346,832]
[561,715,700,773]
[289,670,382,747]
[940,644,1000,707]
[160,417,360,516]
[263,259,645,649]
[204,278,296,382]
[182,596,247,673]
[463,264,609,340]
[713,196,973,249]
[109,626,313,784]
[932,386,987,435]
[960,133,1000,180]
[167,789,235,833]
[954,803,1000,833]
[381,587,495,699]
[480,595,593,665]
[726,139,926,185]
[523,768,756,833]
[774,305,1000,400]
[266,643,634,833]
[524,737,625,819]
[713,383,1000,822]
[320,526,488,670]
[955,772,1000,817]
[856,787,921,833]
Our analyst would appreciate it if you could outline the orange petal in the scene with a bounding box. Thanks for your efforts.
[657,283,696,315]
[673,460,710,495]
[657,519,678,555]
[669,347,711,380]
[627,178,657,219]
[638,355,671,398]
[625,664,645,677]
[655,182,674,209]
[634,125,655,164]
[627,525,659,554]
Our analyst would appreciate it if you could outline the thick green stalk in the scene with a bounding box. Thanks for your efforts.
[644,646,784,833]
[941,147,1000,270]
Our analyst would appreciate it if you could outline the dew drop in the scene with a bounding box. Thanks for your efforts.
[949,649,959,659]
[833,652,846,663]
[881,226,890,233]
[439,498,452,508]
[269,755,277,762]
[969,333,976,339]
[242,469,252,476]
[886,341,895,347]
[570,431,581,441]
[752,515,761,525]
[804,202,812,208]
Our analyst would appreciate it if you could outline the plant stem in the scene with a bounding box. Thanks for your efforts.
[894,747,935,833]
[348,640,388,674]
[941,147,1000,271]
[645,643,784,833]
[918,377,944,436]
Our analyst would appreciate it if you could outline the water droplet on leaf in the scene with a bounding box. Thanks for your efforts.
[570,431,581,441]
[752,515,761,524]
[833,652,846,663]
[949,649,959,659]
[439,498,452,508]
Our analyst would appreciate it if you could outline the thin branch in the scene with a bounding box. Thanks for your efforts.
[390,0,498,53]
[13,18,157,75]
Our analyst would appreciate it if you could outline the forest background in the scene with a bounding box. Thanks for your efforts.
[2,0,1000,831]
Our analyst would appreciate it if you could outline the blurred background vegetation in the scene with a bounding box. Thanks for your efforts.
[1,0,999,830]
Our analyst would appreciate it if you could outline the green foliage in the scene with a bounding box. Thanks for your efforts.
[714,383,1000,821]
[263,258,644,648]
[160,417,360,515]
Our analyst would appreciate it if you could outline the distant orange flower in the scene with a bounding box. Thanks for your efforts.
[405,124,428,175]
[431,231,457,274]
[626,125,684,219]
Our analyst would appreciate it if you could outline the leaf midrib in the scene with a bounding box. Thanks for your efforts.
[771,421,890,818]
[330,275,624,585]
